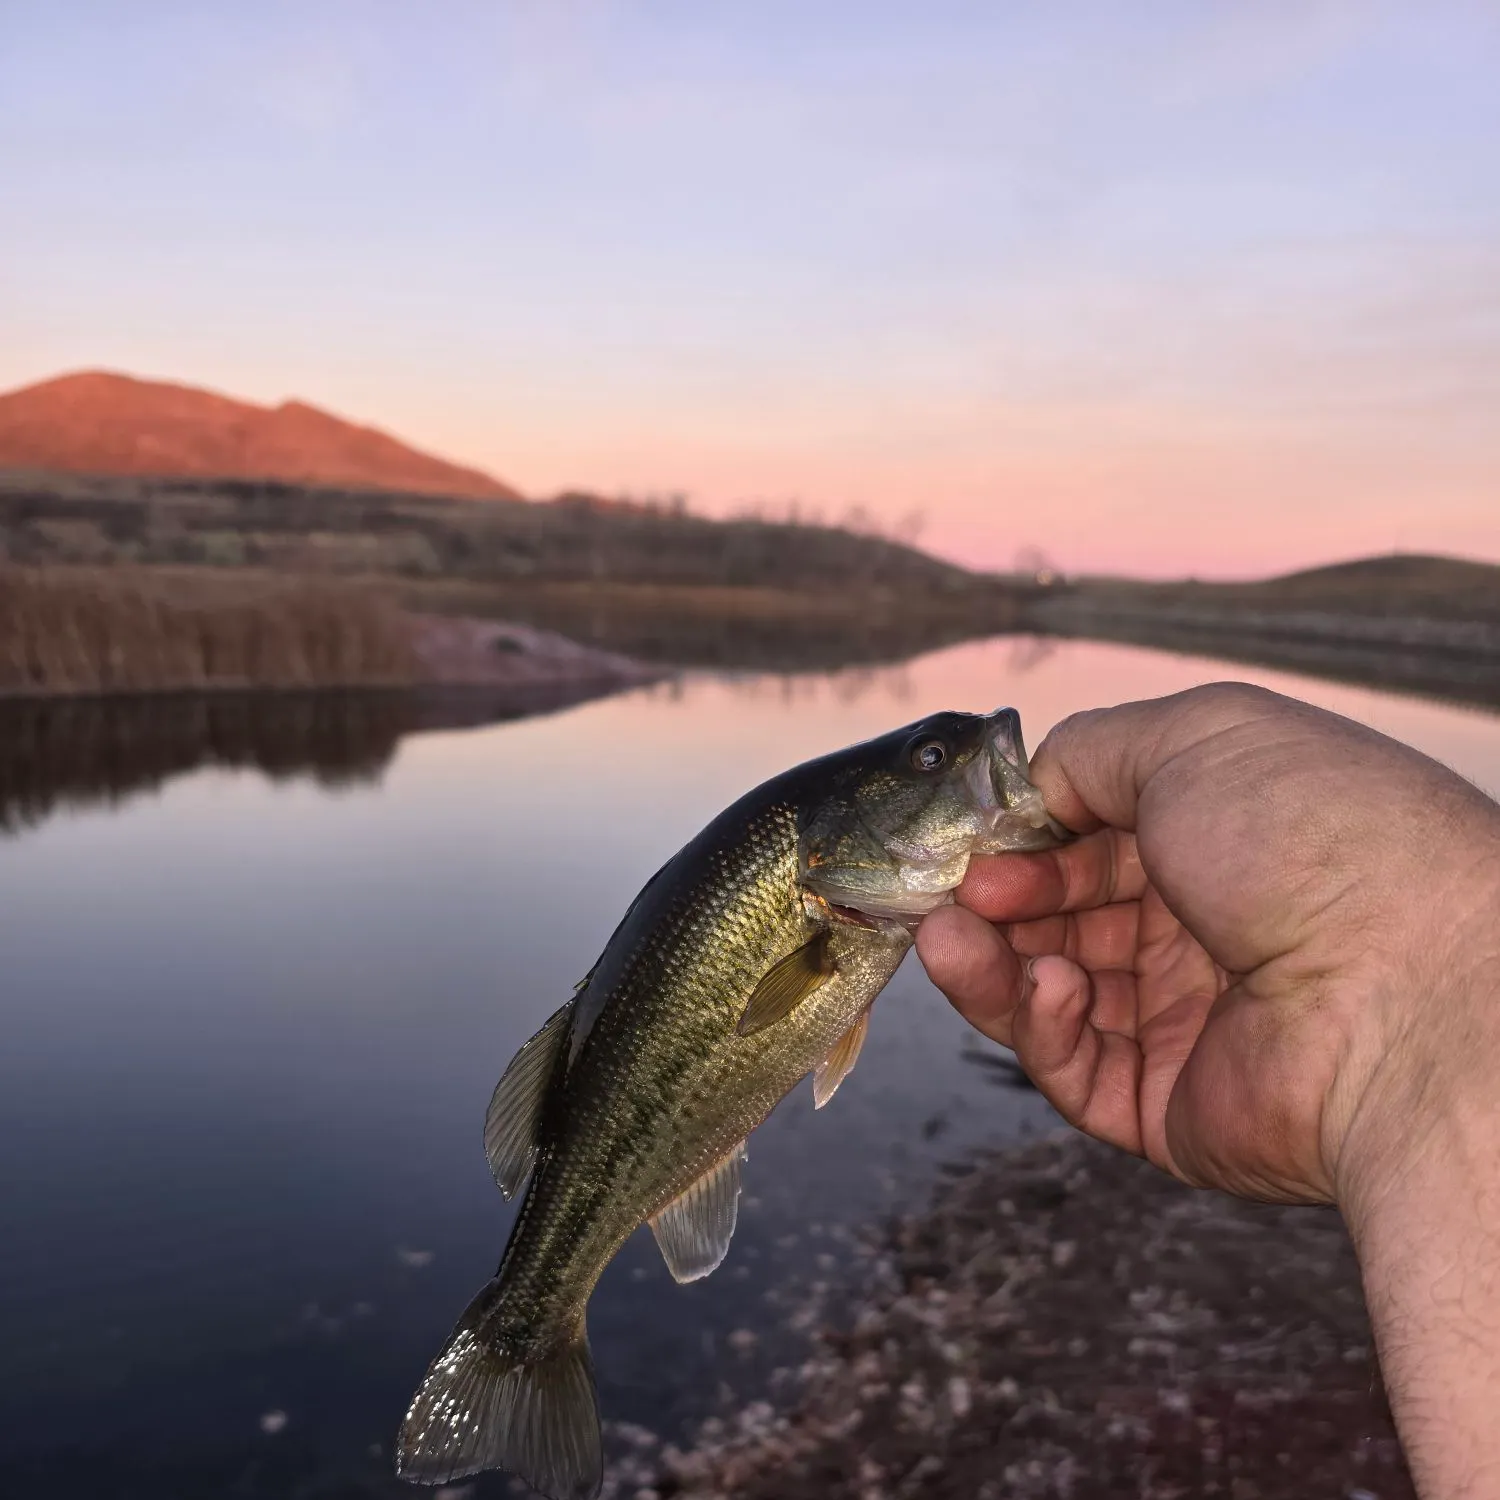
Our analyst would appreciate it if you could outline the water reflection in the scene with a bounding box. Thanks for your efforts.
[960,1041,1039,1092]
[1,636,1496,1500]
[0,678,651,838]
[0,692,410,836]
[713,663,920,707]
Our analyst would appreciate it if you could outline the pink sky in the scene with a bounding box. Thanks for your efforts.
[2,4,1496,579]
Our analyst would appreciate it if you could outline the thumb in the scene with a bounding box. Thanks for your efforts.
[1031,683,1289,834]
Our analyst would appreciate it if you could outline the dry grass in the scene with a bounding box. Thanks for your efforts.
[0,566,416,697]
[400,577,1026,671]
[0,470,974,593]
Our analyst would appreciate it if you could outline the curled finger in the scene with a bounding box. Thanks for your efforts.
[916,903,1027,1047]
[1012,954,1145,1156]
[958,827,1146,924]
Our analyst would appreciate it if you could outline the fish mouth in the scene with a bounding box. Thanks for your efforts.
[801,707,1072,929]
[967,707,1072,852]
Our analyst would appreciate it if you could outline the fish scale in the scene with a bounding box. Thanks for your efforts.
[397,707,1067,1499]
[501,799,868,1338]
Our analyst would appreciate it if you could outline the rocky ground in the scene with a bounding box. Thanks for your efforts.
[609,1133,1413,1500]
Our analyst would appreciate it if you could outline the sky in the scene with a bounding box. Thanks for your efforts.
[2,2,1497,578]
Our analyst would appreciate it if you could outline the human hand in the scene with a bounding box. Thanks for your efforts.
[919,682,1500,1498]
[918,683,1500,1208]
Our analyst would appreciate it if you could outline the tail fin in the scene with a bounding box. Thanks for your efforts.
[396,1279,601,1500]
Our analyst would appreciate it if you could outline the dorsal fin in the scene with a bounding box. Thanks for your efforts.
[648,1142,746,1283]
[813,1008,869,1109]
[483,1002,572,1198]
[736,931,835,1036]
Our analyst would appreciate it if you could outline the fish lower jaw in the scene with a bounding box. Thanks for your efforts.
[827,888,954,928]
[970,786,1070,852]
[803,862,966,929]
[971,814,1069,852]
[895,849,972,894]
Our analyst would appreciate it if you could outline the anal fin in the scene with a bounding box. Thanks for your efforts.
[737,931,834,1036]
[483,1001,572,1198]
[813,1008,869,1109]
[649,1142,746,1283]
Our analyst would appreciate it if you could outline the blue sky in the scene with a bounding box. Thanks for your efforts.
[3,2,1497,574]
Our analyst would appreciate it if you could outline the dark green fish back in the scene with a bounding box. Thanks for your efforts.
[396,711,1035,1497]
[493,788,812,1347]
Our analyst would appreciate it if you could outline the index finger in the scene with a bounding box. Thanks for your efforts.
[958,827,1145,922]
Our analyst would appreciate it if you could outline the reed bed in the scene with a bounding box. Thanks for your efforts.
[0,566,416,697]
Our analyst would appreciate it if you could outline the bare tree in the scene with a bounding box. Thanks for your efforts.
[1014,544,1063,586]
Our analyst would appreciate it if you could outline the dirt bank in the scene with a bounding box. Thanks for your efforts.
[407,612,661,694]
[621,1133,1413,1500]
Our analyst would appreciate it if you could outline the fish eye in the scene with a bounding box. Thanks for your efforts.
[911,739,947,772]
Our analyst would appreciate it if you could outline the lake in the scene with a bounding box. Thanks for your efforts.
[3,637,1497,1499]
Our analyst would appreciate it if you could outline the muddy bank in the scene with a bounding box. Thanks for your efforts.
[408,612,662,696]
[622,1133,1413,1500]
[400,577,1020,674]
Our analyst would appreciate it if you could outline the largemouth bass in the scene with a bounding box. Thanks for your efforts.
[398,707,1067,1498]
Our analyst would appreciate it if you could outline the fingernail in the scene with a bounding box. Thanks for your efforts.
[1018,956,1039,1003]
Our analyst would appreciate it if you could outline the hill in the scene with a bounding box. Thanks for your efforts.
[0,469,976,596]
[1232,553,1500,619]
[1040,552,1500,625]
[0,465,1495,702]
[0,371,521,500]
[0,469,1007,670]
[1025,552,1500,708]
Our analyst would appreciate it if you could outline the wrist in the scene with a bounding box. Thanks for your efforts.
[1334,935,1500,1498]
[1340,1075,1500,1498]
[1333,831,1500,1213]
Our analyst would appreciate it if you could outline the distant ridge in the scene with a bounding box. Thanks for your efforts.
[0,370,522,500]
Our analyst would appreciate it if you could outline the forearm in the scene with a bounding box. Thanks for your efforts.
[1342,1028,1500,1499]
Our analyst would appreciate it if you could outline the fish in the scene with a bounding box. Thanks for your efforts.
[396,706,1068,1499]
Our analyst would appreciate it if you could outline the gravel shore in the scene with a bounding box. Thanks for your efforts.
[615,1133,1414,1500]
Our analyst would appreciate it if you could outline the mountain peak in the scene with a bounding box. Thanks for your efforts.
[0,369,522,500]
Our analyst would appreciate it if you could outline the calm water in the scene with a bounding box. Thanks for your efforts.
[2,640,1497,1499]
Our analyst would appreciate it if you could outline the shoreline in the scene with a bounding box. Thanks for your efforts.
[0,626,665,835]
[3,555,1498,713]
[620,1132,1415,1500]
[0,568,667,706]
[1024,598,1500,712]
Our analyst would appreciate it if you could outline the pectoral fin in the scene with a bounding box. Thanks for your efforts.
[649,1142,746,1283]
[813,1008,869,1109]
[483,1001,572,1198]
[736,931,835,1036]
